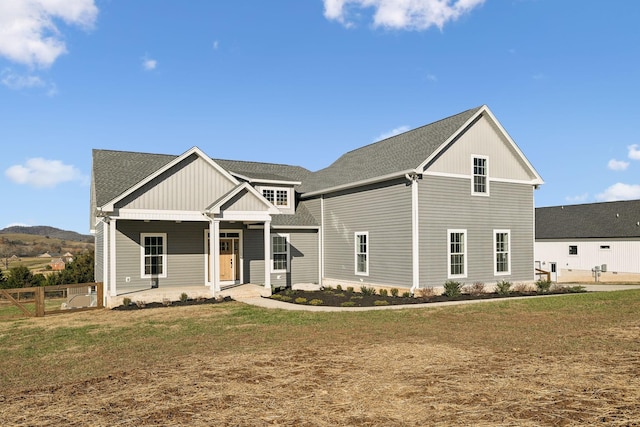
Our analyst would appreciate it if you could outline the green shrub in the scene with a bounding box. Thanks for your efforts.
[341,301,356,307]
[567,285,586,293]
[270,294,283,301]
[323,285,333,291]
[335,293,345,297]
[350,295,363,300]
[374,300,389,306]
[536,279,552,293]
[294,297,308,304]
[443,280,462,298]
[360,286,376,296]
[346,286,354,293]
[122,297,131,306]
[379,289,388,297]
[401,291,411,298]
[180,292,189,303]
[495,280,512,295]
[336,284,343,291]
[309,299,323,306]
[390,288,399,297]
[280,295,293,302]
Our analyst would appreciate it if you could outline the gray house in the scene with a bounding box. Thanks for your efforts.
[91,105,543,305]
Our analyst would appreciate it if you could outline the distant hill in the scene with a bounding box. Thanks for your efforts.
[0,226,93,243]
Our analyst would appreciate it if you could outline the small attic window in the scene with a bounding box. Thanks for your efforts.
[262,187,290,208]
[600,245,611,250]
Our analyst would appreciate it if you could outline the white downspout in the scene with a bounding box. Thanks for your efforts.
[406,173,420,294]
[320,195,324,286]
[102,219,109,306]
[264,219,271,293]
[109,217,117,297]
[213,219,221,293]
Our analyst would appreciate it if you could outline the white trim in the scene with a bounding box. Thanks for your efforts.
[354,231,369,276]
[109,218,117,297]
[206,182,279,215]
[494,229,511,276]
[423,170,542,186]
[409,175,420,292]
[447,229,467,279]
[320,195,325,285]
[260,186,292,209]
[205,228,244,286]
[140,233,168,279]
[117,209,208,222]
[231,171,301,186]
[101,219,109,303]
[246,224,319,230]
[216,211,273,222]
[102,146,239,211]
[271,233,290,273]
[301,169,416,198]
[471,155,490,197]
[264,221,271,289]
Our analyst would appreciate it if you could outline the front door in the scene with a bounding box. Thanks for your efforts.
[219,238,240,282]
[550,262,557,282]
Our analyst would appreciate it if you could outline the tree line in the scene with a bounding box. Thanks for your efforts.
[0,252,94,289]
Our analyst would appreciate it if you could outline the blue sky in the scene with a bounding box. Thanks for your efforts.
[1,0,640,234]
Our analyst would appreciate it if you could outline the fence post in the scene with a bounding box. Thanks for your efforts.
[97,282,104,308]
[35,287,45,317]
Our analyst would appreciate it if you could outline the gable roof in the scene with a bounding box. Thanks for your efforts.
[299,106,483,195]
[536,200,640,239]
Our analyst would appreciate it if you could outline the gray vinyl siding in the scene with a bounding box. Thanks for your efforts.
[95,220,104,283]
[115,220,208,294]
[323,179,413,287]
[419,175,534,286]
[300,198,321,223]
[245,228,318,287]
[116,154,236,211]
[222,189,270,212]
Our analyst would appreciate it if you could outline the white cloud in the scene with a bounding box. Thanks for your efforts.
[374,125,410,141]
[1,68,57,95]
[565,193,589,203]
[426,73,437,82]
[142,57,157,71]
[323,0,485,30]
[608,159,629,171]
[0,0,98,68]
[213,40,219,50]
[627,144,640,160]
[596,183,640,202]
[5,158,87,189]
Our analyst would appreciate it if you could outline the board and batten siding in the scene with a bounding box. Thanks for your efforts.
[221,188,270,212]
[116,154,236,211]
[428,115,536,182]
[115,220,209,294]
[419,175,535,286]
[245,228,318,287]
[323,179,413,288]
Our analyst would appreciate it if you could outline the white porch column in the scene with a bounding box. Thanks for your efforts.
[264,219,271,291]
[109,218,117,297]
[410,175,420,293]
[212,219,221,293]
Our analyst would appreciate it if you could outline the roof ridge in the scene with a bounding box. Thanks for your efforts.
[214,157,309,170]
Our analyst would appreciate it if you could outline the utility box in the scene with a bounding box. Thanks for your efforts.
[601,264,607,273]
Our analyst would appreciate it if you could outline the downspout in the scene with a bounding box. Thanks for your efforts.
[405,173,420,294]
[320,195,324,286]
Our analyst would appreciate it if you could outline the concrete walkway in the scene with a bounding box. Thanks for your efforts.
[220,283,640,312]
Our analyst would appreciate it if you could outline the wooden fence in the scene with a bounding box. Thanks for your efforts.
[535,268,551,282]
[0,282,103,317]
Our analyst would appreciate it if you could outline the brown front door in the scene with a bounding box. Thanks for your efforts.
[220,239,234,281]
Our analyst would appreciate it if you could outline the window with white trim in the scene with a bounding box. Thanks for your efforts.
[472,156,488,195]
[271,234,290,273]
[448,230,467,278]
[141,233,167,278]
[494,230,511,275]
[355,232,369,276]
[262,187,290,207]
[569,245,578,255]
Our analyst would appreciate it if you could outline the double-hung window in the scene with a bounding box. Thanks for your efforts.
[472,156,489,195]
[262,187,290,208]
[494,230,511,275]
[141,233,167,278]
[448,230,467,278]
[355,232,369,276]
[271,234,290,273]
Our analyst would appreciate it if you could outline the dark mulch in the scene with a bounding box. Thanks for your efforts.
[269,288,587,307]
[112,296,233,310]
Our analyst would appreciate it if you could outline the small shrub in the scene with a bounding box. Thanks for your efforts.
[335,292,345,297]
[390,288,399,297]
[495,280,512,295]
[309,299,323,306]
[379,289,388,297]
[468,282,485,296]
[374,300,389,306]
[401,291,411,298]
[443,280,462,298]
[284,289,295,296]
[180,292,189,303]
[536,279,552,293]
[336,284,343,291]
[280,295,293,302]
[341,301,356,307]
[135,300,146,308]
[350,295,363,300]
[567,285,586,293]
[346,286,354,293]
[294,297,308,304]
[271,294,283,301]
[417,287,436,298]
[323,285,333,291]
[360,286,376,296]
[512,282,531,293]
[122,297,131,306]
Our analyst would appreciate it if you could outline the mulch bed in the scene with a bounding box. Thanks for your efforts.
[112,296,233,310]
[270,287,586,307]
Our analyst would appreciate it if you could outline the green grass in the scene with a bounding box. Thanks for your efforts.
[1,290,639,391]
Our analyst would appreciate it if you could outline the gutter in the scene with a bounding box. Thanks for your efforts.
[300,169,419,198]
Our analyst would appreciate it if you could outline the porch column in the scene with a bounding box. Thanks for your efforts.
[109,218,117,297]
[212,219,221,293]
[264,219,271,291]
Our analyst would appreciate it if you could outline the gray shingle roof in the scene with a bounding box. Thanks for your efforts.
[298,106,482,194]
[536,200,640,239]
[214,159,311,184]
[271,203,318,227]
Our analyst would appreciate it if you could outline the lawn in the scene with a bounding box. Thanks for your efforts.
[1,290,639,426]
